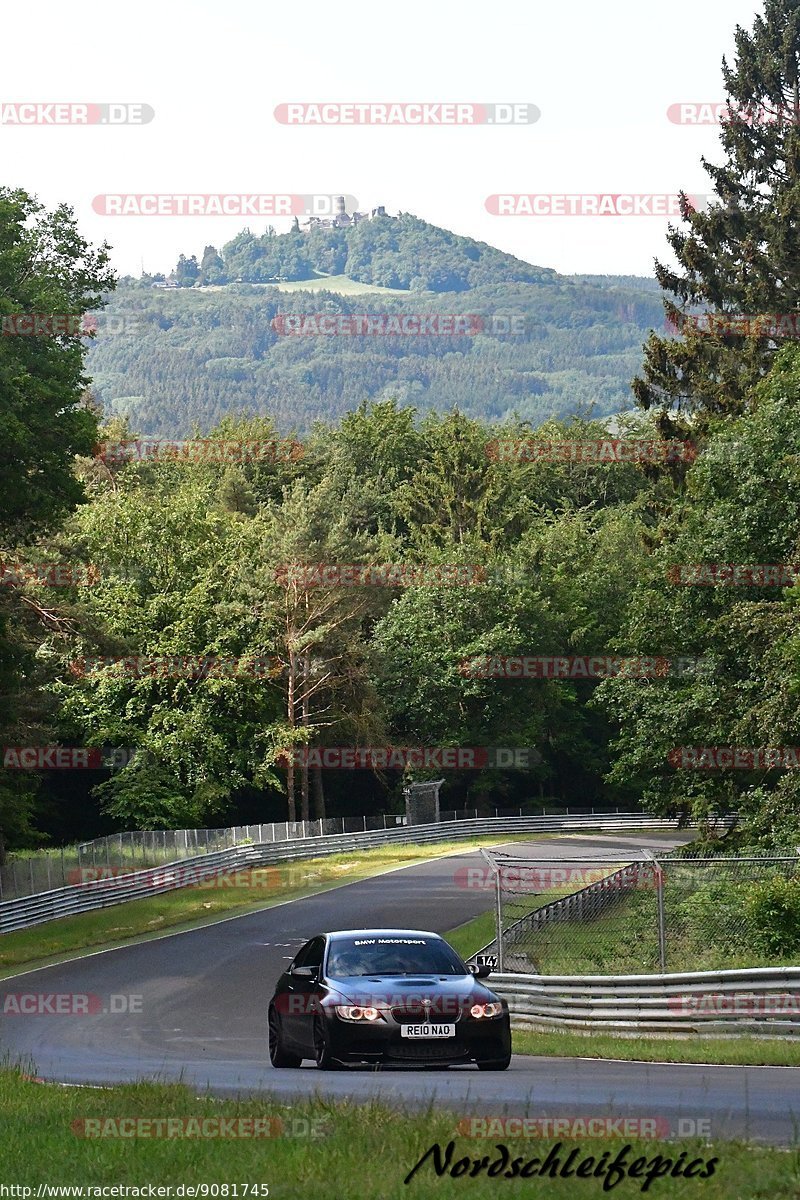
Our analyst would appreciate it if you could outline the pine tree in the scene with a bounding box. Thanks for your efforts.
[634,0,800,432]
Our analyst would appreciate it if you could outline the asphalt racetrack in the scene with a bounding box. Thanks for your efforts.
[2,832,798,1144]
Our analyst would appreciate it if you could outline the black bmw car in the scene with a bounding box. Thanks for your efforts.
[267,927,512,1070]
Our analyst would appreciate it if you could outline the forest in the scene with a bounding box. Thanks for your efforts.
[84,218,663,436]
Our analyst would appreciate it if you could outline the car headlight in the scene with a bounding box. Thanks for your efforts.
[334,1005,384,1022]
[470,1001,504,1019]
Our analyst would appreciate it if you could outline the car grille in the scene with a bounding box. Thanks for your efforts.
[391,1004,462,1024]
[388,1040,469,1061]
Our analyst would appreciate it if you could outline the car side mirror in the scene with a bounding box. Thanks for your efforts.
[471,964,492,979]
[291,965,318,979]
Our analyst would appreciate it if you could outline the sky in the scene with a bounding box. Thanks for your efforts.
[1,0,764,279]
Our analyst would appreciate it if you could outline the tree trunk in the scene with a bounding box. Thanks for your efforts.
[312,765,325,822]
[300,652,310,822]
[286,648,296,823]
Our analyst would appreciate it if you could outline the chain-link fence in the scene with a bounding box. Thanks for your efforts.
[0,815,412,901]
[0,801,622,902]
[483,848,800,974]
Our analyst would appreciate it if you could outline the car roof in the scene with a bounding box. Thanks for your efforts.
[324,929,441,941]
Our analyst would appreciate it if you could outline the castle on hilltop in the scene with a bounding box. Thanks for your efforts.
[300,196,390,232]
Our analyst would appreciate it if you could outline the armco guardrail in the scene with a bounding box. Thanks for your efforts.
[491,967,800,1036]
[0,805,635,901]
[0,844,268,934]
[0,813,685,933]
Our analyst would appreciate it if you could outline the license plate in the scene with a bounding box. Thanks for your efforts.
[400,1023,455,1039]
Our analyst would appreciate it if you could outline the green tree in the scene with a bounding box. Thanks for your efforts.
[633,0,800,430]
[0,188,113,856]
[198,245,227,285]
[174,254,200,287]
[600,346,800,832]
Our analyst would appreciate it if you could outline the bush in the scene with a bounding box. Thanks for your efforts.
[742,875,800,956]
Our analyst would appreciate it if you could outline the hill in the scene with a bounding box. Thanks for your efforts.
[85,214,664,436]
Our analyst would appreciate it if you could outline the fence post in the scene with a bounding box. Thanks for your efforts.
[655,861,667,971]
[363,815,367,832]
[495,866,504,973]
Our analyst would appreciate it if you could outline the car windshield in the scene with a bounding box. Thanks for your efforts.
[326,935,468,977]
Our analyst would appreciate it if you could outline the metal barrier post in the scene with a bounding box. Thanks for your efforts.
[495,865,504,973]
[654,859,667,971]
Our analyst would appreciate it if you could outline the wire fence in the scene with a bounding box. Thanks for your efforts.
[0,817,403,901]
[0,801,614,901]
[485,847,800,974]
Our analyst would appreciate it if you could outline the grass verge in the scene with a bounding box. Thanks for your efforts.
[0,1068,798,1198]
[511,1029,800,1066]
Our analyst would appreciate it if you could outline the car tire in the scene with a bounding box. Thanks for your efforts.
[313,1017,341,1070]
[476,1054,512,1071]
[268,1007,302,1068]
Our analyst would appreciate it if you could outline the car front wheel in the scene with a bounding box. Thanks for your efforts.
[268,1007,302,1068]
[313,1017,341,1070]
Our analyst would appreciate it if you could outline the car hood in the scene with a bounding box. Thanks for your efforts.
[325,973,498,1007]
